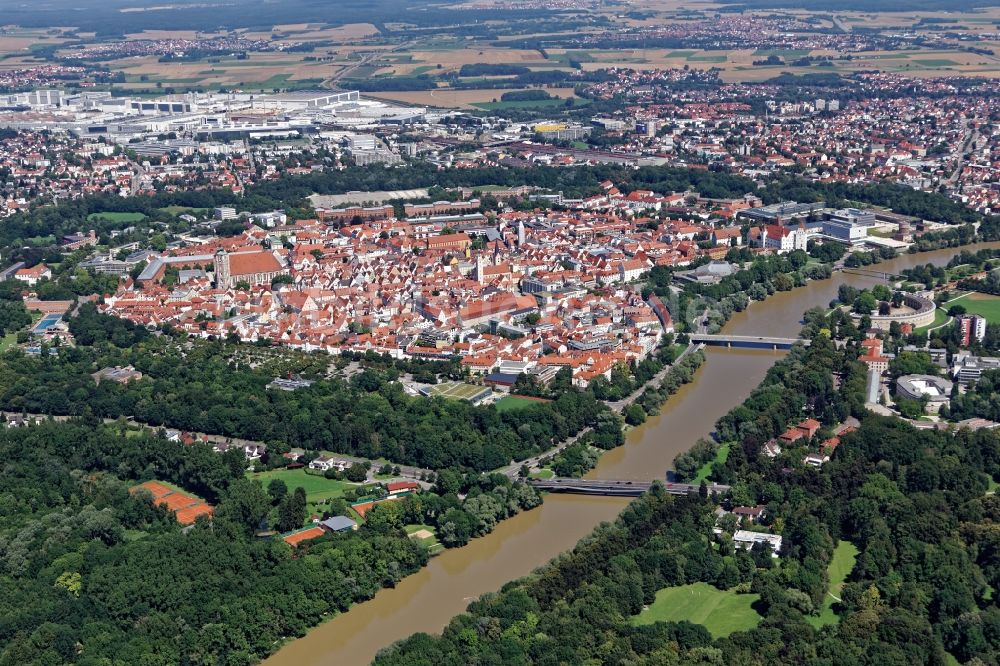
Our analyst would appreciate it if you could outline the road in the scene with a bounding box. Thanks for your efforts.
[946,119,979,187]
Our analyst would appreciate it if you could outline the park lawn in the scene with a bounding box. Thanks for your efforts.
[529,468,555,479]
[86,211,146,223]
[913,307,949,335]
[632,582,761,637]
[953,293,1000,324]
[694,443,730,484]
[0,332,17,351]
[495,395,549,412]
[808,541,859,628]
[249,467,356,503]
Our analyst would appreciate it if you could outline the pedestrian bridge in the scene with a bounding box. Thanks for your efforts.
[688,334,807,349]
[527,477,731,497]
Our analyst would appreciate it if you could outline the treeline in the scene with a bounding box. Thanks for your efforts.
[0,304,610,472]
[375,311,1000,666]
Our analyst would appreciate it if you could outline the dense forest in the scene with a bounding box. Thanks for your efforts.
[0,420,431,665]
[373,316,1000,666]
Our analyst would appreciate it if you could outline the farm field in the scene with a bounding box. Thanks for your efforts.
[952,293,1000,324]
[632,582,762,637]
[368,87,578,109]
[809,541,859,628]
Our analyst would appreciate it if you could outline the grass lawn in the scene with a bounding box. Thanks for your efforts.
[86,211,146,223]
[913,307,950,335]
[0,332,16,351]
[632,582,761,637]
[952,293,1000,324]
[693,443,730,484]
[249,468,356,503]
[529,468,555,479]
[495,395,549,412]
[406,524,444,554]
[808,541,859,628]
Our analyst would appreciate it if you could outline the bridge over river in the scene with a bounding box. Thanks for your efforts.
[688,333,808,349]
[528,477,731,497]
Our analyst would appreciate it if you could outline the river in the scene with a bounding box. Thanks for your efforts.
[264,242,1000,666]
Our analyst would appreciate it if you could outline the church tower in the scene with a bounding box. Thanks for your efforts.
[214,248,231,289]
[517,219,526,246]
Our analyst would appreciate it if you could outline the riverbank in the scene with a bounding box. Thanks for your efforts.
[263,241,1000,666]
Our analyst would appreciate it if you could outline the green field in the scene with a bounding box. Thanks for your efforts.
[0,332,16,352]
[953,293,1000,324]
[632,582,761,637]
[86,211,146,223]
[426,382,492,402]
[688,54,727,63]
[809,541,859,628]
[914,59,958,67]
[249,467,356,502]
[913,307,950,335]
[528,468,555,479]
[693,443,730,484]
[495,395,548,412]
[405,523,444,554]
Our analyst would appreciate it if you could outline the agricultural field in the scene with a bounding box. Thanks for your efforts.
[809,541,859,628]
[368,87,579,109]
[632,582,762,637]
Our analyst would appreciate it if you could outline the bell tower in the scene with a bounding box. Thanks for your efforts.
[214,248,231,289]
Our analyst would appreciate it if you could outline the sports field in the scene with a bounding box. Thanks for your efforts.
[632,582,761,637]
[952,293,1000,324]
[809,541,859,628]
[425,382,492,402]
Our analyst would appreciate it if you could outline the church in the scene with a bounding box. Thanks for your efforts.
[213,248,288,289]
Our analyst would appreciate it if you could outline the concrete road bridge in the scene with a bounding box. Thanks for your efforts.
[527,477,731,497]
[688,334,807,349]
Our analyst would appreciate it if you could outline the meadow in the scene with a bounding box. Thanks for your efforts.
[632,582,762,637]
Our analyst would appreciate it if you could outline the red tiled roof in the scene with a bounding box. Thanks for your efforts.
[228,251,282,276]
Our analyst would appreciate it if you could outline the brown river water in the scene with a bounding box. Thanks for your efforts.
[265,242,1000,666]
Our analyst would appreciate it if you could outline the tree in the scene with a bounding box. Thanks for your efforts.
[267,478,288,505]
[345,463,368,483]
[216,479,271,536]
[277,487,307,532]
